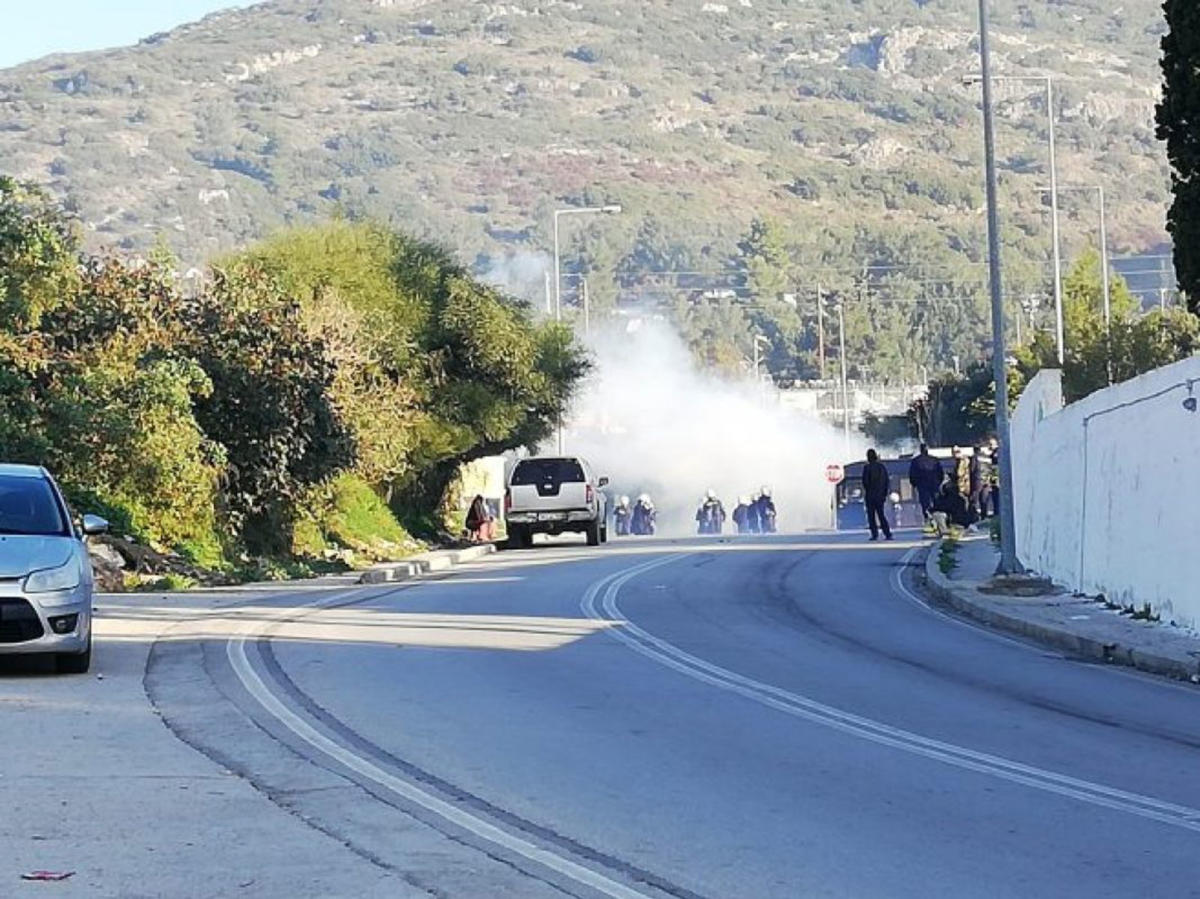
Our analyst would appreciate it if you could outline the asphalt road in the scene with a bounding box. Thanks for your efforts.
[152,533,1200,898]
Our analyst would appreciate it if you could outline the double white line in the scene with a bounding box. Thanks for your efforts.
[581,554,1200,834]
[226,585,661,899]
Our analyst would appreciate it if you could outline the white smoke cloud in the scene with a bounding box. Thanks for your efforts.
[557,319,866,536]
[480,251,552,311]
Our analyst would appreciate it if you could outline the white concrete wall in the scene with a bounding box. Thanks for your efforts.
[1011,358,1200,628]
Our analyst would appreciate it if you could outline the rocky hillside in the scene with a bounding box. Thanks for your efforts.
[0,0,1171,273]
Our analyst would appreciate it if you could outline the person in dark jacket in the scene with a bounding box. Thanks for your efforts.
[968,448,985,519]
[861,449,893,541]
[907,443,944,521]
[465,494,495,543]
[732,496,752,534]
[696,490,726,535]
[755,487,777,534]
[930,480,974,535]
[985,437,1001,518]
[746,491,762,534]
[631,494,656,536]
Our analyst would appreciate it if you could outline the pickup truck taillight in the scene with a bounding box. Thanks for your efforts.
[586,485,594,505]
[504,489,512,514]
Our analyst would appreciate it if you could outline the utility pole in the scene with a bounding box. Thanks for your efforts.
[976,0,1021,575]
[582,276,590,336]
[963,72,1065,365]
[837,299,850,453]
[1098,186,1111,330]
[1046,76,1065,366]
[816,284,826,380]
[552,205,622,325]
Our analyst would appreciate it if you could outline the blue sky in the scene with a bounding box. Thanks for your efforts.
[0,1,250,69]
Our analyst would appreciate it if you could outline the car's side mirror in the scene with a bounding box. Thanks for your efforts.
[598,477,610,487]
[81,514,110,537]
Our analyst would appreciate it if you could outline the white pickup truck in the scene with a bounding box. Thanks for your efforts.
[504,456,609,548]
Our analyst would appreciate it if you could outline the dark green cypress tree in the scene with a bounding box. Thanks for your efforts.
[1157,0,1200,314]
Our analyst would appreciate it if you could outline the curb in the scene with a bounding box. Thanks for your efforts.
[358,543,497,585]
[921,543,1200,683]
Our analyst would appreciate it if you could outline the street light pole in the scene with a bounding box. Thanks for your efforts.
[552,204,622,325]
[816,284,826,380]
[550,204,621,454]
[976,0,1021,575]
[837,299,850,453]
[1035,183,1112,377]
[582,276,590,336]
[553,214,562,323]
[1097,186,1111,329]
[964,71,1064,365]
[1045,76,1065,366]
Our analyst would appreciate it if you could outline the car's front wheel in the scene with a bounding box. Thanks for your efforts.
[56,634,91,675]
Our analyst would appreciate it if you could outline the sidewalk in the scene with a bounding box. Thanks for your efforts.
[0,543,492,898]
[359,542,497,584]
[923,537,1200,684]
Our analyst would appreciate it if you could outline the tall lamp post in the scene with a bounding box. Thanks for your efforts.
[752,334,772,407]
[1035,184,1111,328]
[1034,184,1113,384]
[551,204,621,453]
[553,205,622,323]
[974,0,1021,575]
[964,72,1064,366]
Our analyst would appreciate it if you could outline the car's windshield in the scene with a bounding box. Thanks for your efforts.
[0,475,70,537]
[511,459,586,485]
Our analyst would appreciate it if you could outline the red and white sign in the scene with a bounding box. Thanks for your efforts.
[825,463,845,484]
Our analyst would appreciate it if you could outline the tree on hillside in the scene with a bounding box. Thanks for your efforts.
[735,218,793,301]
[0,176,79,329]
[908,364,1003,448]
[1158,0,1200,312]
[1017,249,1200,402]
[915,249,1200,443]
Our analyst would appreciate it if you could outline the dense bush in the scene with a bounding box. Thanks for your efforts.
[0,180,587,566]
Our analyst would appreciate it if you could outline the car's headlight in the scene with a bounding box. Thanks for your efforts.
[24,559,81,594]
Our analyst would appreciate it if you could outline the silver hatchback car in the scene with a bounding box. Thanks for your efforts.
[0,464,107,673]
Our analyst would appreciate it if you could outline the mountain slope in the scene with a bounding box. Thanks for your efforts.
[0,0,1171,277]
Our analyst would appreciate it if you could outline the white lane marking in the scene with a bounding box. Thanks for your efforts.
[583,556,1200,834]
[890,547,1044,653]
[226,576,657,899]
[892,547,1200,699]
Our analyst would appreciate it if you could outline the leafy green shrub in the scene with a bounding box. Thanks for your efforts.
[177,266,356,554]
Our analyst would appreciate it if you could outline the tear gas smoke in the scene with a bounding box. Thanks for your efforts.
[480,251,552,308]
[557,320,866,536]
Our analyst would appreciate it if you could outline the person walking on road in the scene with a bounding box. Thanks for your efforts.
[862,448,893,542]
[907,443,944,521]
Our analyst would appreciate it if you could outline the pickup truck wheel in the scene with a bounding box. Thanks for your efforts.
[586,520,601,546]
[506,525,531,550]
[600,525,608,544]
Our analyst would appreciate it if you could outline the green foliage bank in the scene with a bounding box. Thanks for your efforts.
[1159,0,1200,313]
[0,178,585,567]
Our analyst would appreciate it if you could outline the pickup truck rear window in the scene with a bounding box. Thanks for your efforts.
[511,459,586,486]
